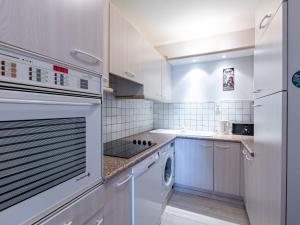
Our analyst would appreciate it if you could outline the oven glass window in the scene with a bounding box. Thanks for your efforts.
[0,117,86,211]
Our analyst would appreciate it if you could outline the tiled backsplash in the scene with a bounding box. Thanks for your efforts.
[103,93,153,143]
[103,92,254,143]
[153,100,254,132]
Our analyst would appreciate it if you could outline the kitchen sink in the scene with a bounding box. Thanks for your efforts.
[150,129,214,137]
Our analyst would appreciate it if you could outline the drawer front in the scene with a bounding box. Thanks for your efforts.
[40,185,105,225]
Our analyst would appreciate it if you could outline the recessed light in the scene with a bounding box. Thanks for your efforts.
[222,55,227,59]
[193,59,198,63]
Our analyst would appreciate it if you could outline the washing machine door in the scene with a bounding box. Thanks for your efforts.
[163,154,174,187]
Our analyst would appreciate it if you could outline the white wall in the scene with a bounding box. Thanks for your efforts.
[171,56,254,102]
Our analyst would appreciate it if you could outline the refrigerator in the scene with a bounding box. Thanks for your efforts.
[252,1,287,225]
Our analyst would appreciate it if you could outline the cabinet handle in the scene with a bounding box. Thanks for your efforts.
[96,218,104,225]
[259,14,272,29]
[200,145,213,148]
[125,71,136,78]
[115,174,133,188]
[253,104,262,108]
[71,49,103,64]
[252,89,262,93]
[215,145,231,149]
[245,154,253,161]
[63,222,73,225]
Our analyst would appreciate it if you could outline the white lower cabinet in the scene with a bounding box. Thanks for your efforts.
[175,138,243,198]
[104,169,133,225]
[39,185,105,225]
[175,138,214,191]
[213,141,242,196]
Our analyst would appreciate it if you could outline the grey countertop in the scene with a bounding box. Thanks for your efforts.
[103,131,254,180]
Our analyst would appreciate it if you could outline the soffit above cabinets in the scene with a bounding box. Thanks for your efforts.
[111,0,255,46]
[168,48,254,66]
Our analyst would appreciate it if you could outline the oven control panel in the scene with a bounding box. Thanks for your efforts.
[0,48,101,95]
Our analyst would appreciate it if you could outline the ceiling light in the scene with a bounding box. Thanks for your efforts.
[222,55,227,59]
[192,59,198,63]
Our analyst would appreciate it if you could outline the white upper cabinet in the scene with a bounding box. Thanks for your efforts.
[0,0,104,73]
[254,2,287,98]
[109,3,143,84]
[161,59,172,102]
[142,41,162,101]
[255,0,283,42]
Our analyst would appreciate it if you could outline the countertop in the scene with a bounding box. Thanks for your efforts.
[103,131,254,180]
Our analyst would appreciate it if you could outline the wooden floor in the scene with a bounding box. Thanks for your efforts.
[161,192,250,225]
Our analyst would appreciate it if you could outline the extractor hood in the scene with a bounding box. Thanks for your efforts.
[109,73,144,98]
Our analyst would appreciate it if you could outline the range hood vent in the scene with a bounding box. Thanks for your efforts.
[109,74,144,99]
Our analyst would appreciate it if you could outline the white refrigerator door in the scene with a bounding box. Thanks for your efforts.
[254,91,286,225]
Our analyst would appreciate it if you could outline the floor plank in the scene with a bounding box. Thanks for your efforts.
[161,192,250,225]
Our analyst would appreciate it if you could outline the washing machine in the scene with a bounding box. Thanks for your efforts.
[159,141,175,212]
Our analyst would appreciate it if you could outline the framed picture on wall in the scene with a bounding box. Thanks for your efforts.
[223,68,235,91]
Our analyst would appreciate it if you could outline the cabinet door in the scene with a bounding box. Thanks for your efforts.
[109,3,142,84]
[0,0,104,73]
[254,92,286,225]
[255,0,283,42]
[214,141,241,196]
[242,147,258,225]
[142,41,162,101]
[175,138,213,191]
[161,59,172,103]
[254,3,287,98]
[109,3,126,77]
[104,170,133,225]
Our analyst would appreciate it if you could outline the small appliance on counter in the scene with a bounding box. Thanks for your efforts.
[218,121,232,134]
[104,138,156,159]
[232,123,254,136]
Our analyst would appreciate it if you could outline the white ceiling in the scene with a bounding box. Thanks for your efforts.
[112,0,255,46]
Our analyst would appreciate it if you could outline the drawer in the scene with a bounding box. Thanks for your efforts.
[83,208,104,225]
[40,185,105,225]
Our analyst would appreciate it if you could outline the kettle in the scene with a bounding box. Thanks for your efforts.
[219,121,231,134]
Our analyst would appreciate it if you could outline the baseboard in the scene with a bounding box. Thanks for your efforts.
[174,184,245,207]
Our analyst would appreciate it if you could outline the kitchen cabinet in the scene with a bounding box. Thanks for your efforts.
[104,169,133,225]
[142,41,163,101]
[254,2,287,98]
[242,146,258,225]
[0,0,105,73]
[255,0,283,42]
[109,3,143,84]
[175,138,213,191]
[161,59,172,102]
[39,185,105,225]
[213,141,242,197]
[253,92,286,225]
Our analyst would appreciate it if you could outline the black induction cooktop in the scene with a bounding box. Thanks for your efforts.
[104,139,156,159]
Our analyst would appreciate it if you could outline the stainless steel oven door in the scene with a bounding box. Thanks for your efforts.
[0,89,102,225]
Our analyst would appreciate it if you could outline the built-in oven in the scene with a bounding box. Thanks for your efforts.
[0,46,103,225]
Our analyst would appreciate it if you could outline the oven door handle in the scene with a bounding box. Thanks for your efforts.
[0,98,99,106]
